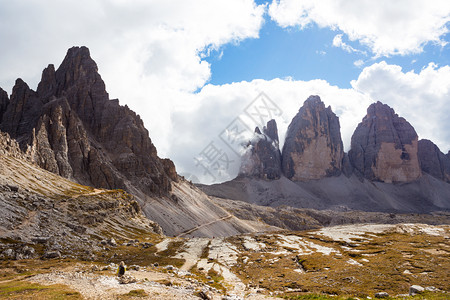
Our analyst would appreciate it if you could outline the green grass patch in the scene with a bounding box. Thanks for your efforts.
[0,280,81,299]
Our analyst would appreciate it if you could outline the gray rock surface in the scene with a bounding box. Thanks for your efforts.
[201,173,450,213]
[418,139,450,182]
[0,46,176,197]
[375,292,389,298]
[281,95,343,181]
[0,88,9,123]
[239,119,282,180]
[349,102,421,183]
[409,285,424,295]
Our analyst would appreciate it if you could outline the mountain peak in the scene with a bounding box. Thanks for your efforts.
[349,102,420,183]
[0,46,177,197]
[282,95,343,181]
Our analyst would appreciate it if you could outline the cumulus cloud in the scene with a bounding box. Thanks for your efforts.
[171,60,450,183]
[0,0,265,153]
[0,1,449,184]
[170,78,373,183]
[351,61,450,152]
[269,0,450,56]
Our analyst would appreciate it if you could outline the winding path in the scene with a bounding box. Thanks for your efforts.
[176,215,233,238]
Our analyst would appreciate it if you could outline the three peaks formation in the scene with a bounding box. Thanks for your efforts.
[0,46,449,235]
[240,95,449,184]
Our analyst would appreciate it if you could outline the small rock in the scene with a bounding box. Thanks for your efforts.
[118,275,137,284]
[374,292,389,298]
[197,290,212,300]
[106,238,117,247]
[3,248,15,258]
[22,246,35,257]
[43,250,61,259]
[410,285,425,295]
[142,242,153,248]
[129,264,140,271]
[165,265,174,270]
[153,262,159,267]
[425,286,439,292]
[32,237,49,244]
[6,184,19,192]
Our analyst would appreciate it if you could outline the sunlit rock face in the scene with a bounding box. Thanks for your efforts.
[281,95,344,181]
[349,102,421,183]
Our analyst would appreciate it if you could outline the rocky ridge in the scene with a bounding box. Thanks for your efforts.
[231,96,450,213]
[239,96,449,185]
[0,46,175,197]
[0,46,271,238]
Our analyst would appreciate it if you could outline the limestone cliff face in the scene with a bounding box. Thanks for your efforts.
[0,46,177,196]
[349,102,421,183]
[239,119,282,180]
[281,95,343,181]
[418,139,450,183]
[0,88,9,124]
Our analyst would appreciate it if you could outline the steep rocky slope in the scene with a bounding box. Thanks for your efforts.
[0,46,278,237]
[200,174,450,213]
[0,131,162,259]
[281,96,343,180]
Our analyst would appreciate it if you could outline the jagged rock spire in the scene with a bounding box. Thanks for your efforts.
[281,95,343,181]
[239,119,282,180]
[0,46,177,196]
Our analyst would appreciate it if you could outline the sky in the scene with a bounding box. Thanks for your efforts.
[0,0,449,183]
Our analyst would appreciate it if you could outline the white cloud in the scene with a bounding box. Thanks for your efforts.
[169,78,373,183]
[171,61,450,183]
[269,0,450,56]
[0,1,449,185]
[353,59,365,68]
[351,61,450,152]
[332,34,366,55]
[0,0,265,154]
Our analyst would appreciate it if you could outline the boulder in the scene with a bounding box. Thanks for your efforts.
[43,250,61,259]
[409,285,425,295]
[349,102,421,183]
[118,275,137,284]
[374,292,389,298]
[281,95,343,181]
